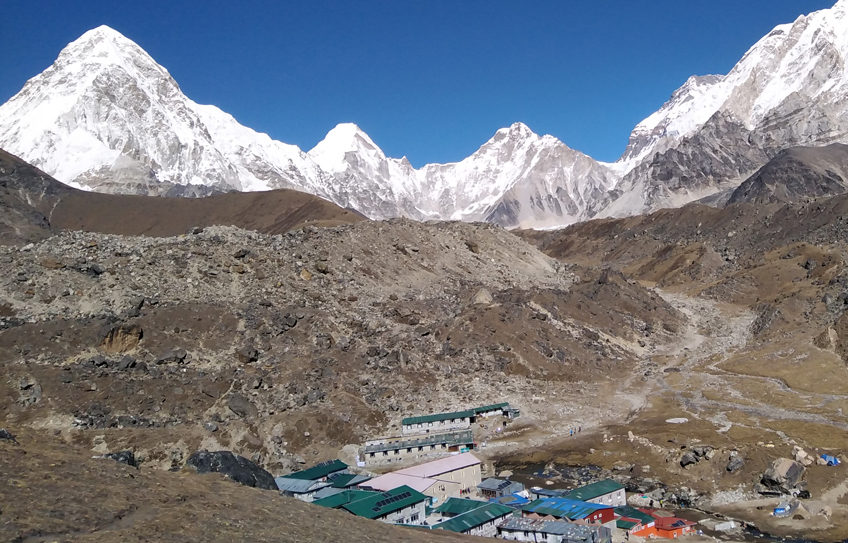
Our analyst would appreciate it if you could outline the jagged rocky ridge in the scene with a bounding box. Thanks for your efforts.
[3,1,848,227]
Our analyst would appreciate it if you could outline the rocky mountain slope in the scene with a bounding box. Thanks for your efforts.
[4,1,848,228]
[727,143,848,205]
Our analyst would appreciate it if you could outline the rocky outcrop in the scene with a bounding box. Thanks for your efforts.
[186,450,277,490]
[759,457,806,495]
[728,144,848,206]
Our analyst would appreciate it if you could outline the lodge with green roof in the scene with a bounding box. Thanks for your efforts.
[432,502,514,537]
[280,459,348,481]
[401,402,516,435]
[339,485,428,525]
[563,479,626,507]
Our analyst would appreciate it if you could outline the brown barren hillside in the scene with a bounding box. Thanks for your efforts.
[0,148,363,244]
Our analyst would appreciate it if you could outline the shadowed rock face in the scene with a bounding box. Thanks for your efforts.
[727,143,848,205]
[186,450,277,490]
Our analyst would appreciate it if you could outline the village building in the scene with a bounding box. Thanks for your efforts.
[394,452,482,495]
[564,479,626,507]
[631,510,697,539]
[401,402,517,435]
[402,410,474,435]
[430,502,514,537]
[498,517,613,543]
[433,497,490,518]
[339,485,429,525]
[521,497,615,526]
[327,472,372,489]
[274,477,332,502]
[530,487,569,500]
[361,430,474,465]
[359,472,461,504]
[313,489,379,510]
[613,505,655,534]
[478,477,525,499]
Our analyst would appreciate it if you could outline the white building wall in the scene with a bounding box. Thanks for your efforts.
[378,501,427,525]
[402,417,471,435]
[587,488,626,507]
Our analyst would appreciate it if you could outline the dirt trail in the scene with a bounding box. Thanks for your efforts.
[650,290,848,433]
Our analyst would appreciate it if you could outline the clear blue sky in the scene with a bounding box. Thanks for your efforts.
[0,1,835,165]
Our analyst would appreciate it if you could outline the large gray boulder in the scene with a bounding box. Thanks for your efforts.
[186,450,276,490]
[761,457,805,494]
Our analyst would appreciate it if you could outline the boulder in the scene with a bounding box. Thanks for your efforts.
[236,346,259,364]
[680,451,699,468]
[726,453,745,473]
[100,450,138,467]
[186,450,276,490]
[18,376,42,406]
[228,394,258,419]
[761,457,805,494]
[471,288,494,305]
[156,348,188,365]
[0,428,18,444]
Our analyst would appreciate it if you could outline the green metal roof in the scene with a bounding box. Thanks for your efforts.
[472,403,509,414]
[564,479,624,501]
[329,473,371,488]
[434,498,488,516]
[281,459,348,480]
[341,485,428,520]
[614,505,654,525]
[313,490,378,509]
[617,519,640,530]
[433,503,514,533]
[402,410,474,426]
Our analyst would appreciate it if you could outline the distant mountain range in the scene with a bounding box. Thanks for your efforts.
[2,0,848,228]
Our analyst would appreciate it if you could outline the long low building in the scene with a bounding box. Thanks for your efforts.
[499,517,612,543]
[401,403,516,435]
[361,430,474,465]
[521,497,615,526]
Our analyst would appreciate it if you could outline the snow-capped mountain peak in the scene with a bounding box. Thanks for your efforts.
[4,1,848,230]
[308,123,386,174]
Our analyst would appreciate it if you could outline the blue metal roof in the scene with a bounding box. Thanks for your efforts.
[521,497,612,520]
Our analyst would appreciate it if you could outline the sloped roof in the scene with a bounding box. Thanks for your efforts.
[478,477,511,491]
[564,479,624,501]
[395,452,481,478]
[359,472,442,494]
[313,489,379,509]
[473,403,509,414]
[402,410,474,426]
[434,498,488,516]
[522,497,612,520]
[617,519,640,530]
[655,517,696,530]
[342,485,428,519]
[329,473,371,488]
[499,517,598,537]
[614,505,654,525]
[433,503,514,533]
[274,477,330,494]
[281,459,348,480]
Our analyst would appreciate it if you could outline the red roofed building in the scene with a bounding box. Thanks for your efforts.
[632,510,697,538]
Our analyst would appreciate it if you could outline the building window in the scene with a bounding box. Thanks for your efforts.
[410,513,419,522]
